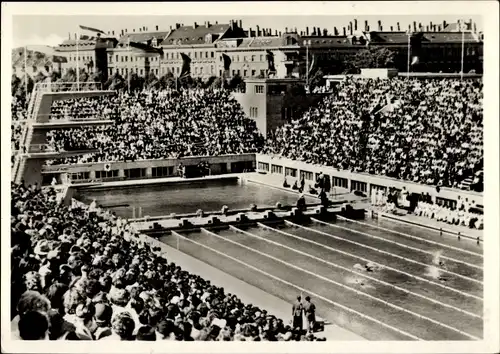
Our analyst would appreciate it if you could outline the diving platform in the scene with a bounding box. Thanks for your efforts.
[12,82,115,186]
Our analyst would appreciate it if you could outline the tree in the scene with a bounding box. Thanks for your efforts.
[128,73,145,92]
[348,47,396,73]
[229,74,245,92]
[12,74,21,96]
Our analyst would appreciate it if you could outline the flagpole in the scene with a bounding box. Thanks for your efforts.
[305,41,309,90]
[407,31,411,78]
[460,20,465,80]
[76,30,80,91]
[128,37,131,93]
[24,46,28,96]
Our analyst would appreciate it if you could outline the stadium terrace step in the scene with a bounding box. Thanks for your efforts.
[32,120,114,129]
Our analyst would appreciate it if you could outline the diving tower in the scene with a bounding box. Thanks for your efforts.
[12,82,116,186]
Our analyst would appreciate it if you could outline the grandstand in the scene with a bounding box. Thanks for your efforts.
[10,72,484,341]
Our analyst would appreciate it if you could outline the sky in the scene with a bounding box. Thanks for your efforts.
[12,14,484,48]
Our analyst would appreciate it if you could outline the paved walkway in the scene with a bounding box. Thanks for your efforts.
[142,235,364,341]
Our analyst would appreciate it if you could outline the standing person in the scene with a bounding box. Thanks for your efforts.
[303,296,316,334]
[292,296,303,331]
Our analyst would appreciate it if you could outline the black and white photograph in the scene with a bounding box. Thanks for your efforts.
[1,1,499,353]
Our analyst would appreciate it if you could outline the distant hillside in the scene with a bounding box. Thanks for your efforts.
[11,47,54,69]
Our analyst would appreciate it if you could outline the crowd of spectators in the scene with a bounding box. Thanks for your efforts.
[11,95,28,154]
[44,88,264,165]
[11,183,324,341]
[265,77,483,190]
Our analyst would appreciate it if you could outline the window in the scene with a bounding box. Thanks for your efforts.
[155,68,158,75]
[194,67,198,74]
[332,177,348,189]
[300,170,313,181]
[95,170,119,179]
[211,51,214,58]
[258,162,269,171]
[260,69,265,77]
[236,55,240,62]
[249,107,258,117]
[194,52,197,58]
[285,167,297,178]
[237,69,241,76]
[205,51,208,58]
[125,56,128,62]
[109,68,113,75]
[350,180,367,193]
[251,55,255,62]
[260,55,263,61]
[271,164,283,174]
[140,69,144,76]
[211,65,214,74]
[124,168,146,179]
[251,70,256,77]
[177,67,180,74]
[69,172,90,181]
[255,85,264,94]
[130,57,133,62]
[200,67,204,74]
[152,166,173,177]
[243,70,247,77]
[243,56,247,62]
[121,56,124,62]
[232,70,236,76]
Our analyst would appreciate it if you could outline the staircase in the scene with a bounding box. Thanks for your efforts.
[12,84,46,184]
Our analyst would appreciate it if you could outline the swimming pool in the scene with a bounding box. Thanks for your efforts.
[78,178,317,218]
[160,217,483,341]
[78,177,483,340]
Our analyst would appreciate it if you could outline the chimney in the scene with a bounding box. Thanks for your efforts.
[239,20,242,28]
[294,27,298,33]
[215,21,218,24]
[343,27,346,36]
[248,27,252,37]
[426,25,429,32]
[413,21,417,32]
[397,22,400,31]
[112,30,115,36]
[144,26,147,31]
[419,23,422,31]
[367,25,370,31]
[378,20,382,31]
[334,27,338,36]
[169,25,172,31]
[306,27,309,36]
[68,32,71,39]
[473,22,477,33]
[156,25,159,31]
[121,29,124,36]
[275,29,278,36]
[176,23,181,29]
[438,24,442,31]
[390,26,393,31]
[125,29,127,33]
[279,31,282,36]
[380,25,383,31]
[317,27,321,35]
[285,27,288,33]
[139,28,142,32]
[365,20,369,31]
[230,20,234,30]
[442,21,446,30]
[323,28,328,36]
[133,29,135,32]
[194,22,198,28]
[256,25,260,36]
[354,19,358,31]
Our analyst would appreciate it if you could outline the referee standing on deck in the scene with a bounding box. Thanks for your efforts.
[292,295,303,331]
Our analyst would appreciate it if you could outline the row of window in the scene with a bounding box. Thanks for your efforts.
[68,55,93,62]
[69,167,175,181]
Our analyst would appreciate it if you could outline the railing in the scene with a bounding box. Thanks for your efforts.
[34,112,119,122]
[35,82,104,92]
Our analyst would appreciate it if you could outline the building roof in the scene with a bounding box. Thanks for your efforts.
[301,36,354,47]
[118,31,171,46]
[368,31,480,44]
[422,32,479,43]
[238,37,285,48]
[163,24,230,45]
[443,22,473,32]
[56,39,97,51]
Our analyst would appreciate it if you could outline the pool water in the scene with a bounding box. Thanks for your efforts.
[78,178,317,218]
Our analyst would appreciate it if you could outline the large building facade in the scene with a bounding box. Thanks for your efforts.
[40,18,483,81]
